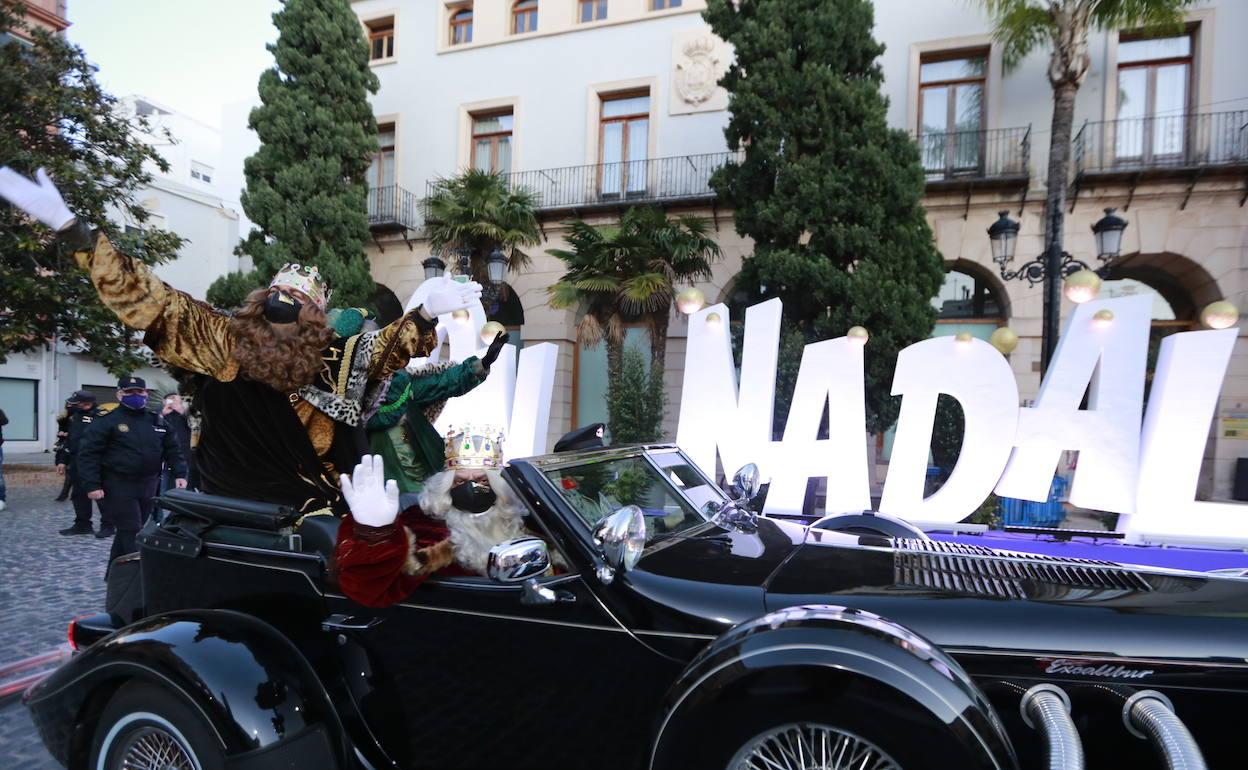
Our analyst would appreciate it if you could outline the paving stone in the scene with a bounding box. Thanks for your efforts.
[0,483,111,768]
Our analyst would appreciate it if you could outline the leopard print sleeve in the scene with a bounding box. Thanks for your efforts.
[74,232,235,379]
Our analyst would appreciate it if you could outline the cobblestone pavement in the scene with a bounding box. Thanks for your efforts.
[0,482,112,770]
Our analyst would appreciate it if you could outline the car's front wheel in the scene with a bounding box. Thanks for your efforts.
[726,723,902,770]
[89,680,226,770]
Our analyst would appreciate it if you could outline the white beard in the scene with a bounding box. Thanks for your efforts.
[420,468,530,575]
[442,506,527,574]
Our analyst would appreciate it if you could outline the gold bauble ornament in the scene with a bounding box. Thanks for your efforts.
[705,311,723,328]
[1201,300,1239,330]
[676,287,706,315]
[847,326,869,345]
[989,327,1019,354]
[1063,269,1102,304]
[480,320,507,344]
[954,332,974,344]
[451,309,470,323]
[1092,309,1114,327]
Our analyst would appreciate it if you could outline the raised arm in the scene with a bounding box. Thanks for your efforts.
[368,278,483,380]
[0,168,234,378]
[333,455,454,607]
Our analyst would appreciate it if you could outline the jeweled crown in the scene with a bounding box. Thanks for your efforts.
[270,263,331,309]
[444,425,505,469]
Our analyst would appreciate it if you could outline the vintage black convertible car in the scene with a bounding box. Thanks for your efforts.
[24,444,1247,770]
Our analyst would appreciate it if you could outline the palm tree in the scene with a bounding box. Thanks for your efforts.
[547,206,721,384]
[424,168,541,285]
[978,0,1194,248]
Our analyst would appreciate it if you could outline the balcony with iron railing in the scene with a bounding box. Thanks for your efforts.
[367,184,425,235]
[1073,110,1248,178]
[500,150,742,212]
[914,125,1032,189]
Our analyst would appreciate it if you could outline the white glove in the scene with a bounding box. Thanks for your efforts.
[340,454,400,528]
[419,277,483,321]
[0,167,76,231]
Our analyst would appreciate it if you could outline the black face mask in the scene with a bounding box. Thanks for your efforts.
[451,481,497,514]
[263,291,303,324]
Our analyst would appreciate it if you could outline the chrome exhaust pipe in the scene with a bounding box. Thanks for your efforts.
[1019,684,1084,770]
[1123,690,1206,770]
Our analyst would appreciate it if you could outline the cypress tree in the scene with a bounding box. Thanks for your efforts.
[211,0,380,308]
[706,0,944,433]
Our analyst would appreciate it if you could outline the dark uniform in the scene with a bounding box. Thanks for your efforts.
[77,377,187,570]
[56,392,105,534]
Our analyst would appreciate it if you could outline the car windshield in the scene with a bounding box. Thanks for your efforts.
[542,452,717,543]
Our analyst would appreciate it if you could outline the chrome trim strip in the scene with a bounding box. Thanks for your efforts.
[648,643,1007,770]
[202,540,324,563]
[393,601,628,634]
[519,443,679,471]
[944,647,1248,670]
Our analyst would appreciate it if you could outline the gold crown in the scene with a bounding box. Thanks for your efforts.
[270,263,331,308]
[444,425,505,470]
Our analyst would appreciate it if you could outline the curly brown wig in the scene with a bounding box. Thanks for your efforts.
[229,289,335,392]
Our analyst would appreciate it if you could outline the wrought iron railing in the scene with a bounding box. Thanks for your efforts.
[914,126,1031,183]
[499,151,742,211]
[1073,110,1248,176]
[367,184,424,232]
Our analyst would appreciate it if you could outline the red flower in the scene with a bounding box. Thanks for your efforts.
[560,477,578,490]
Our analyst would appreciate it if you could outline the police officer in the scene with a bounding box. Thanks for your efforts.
[56,391,105,536]
[77,376,187,569]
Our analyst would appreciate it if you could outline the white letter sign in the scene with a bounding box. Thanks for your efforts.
[879,336,1019,523]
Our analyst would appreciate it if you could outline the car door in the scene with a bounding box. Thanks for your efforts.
[327,544,681,770]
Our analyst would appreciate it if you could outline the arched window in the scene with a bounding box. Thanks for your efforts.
[512,0,538,34]
[449,6,473,45]
[931,265,1007,342]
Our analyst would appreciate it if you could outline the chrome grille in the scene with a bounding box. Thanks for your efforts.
[892,538,1154,599]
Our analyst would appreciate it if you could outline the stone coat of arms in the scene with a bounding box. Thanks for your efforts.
[675,36,721,106]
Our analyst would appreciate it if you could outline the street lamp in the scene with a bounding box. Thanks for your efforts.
[486,247,508,286]
[1091,207,1127,261]
[987,211,1020,264]
[987,207,1128,371]
[422,256,446,280]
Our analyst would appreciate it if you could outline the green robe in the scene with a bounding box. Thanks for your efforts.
[368,357,488,493]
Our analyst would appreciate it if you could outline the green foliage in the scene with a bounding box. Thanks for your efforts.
[705,0,944,434]
[206,269,264,311]
[0,1,184,376]
[966,494,1002,528]
[981,0,1196,71]
[548,206,721,401]
[602,466,652,508]
[930,393,965,478]
[606,345,665,444]
[425,168,541,280]
[237,0,380,308]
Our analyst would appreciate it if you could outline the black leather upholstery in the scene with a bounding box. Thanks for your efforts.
[296,515,342,558]
[160,489,299,531]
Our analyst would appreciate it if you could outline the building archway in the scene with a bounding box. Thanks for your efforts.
[932,260,1010,339]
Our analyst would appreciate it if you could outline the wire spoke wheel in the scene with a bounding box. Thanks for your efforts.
[728,723,902,770]
[114,725,198,770]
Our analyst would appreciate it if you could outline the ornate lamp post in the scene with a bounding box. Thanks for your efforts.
[486,247,508,287]
[422,256,446,280]
[988,207,1128,371]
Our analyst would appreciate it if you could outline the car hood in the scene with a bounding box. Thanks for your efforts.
[764,529,1248,668]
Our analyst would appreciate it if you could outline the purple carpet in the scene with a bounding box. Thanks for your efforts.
[929,530,1248,571]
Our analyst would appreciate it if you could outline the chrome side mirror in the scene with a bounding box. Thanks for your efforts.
[729,463,760,502]
[486,537,551,584]
[591,505,647,583]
